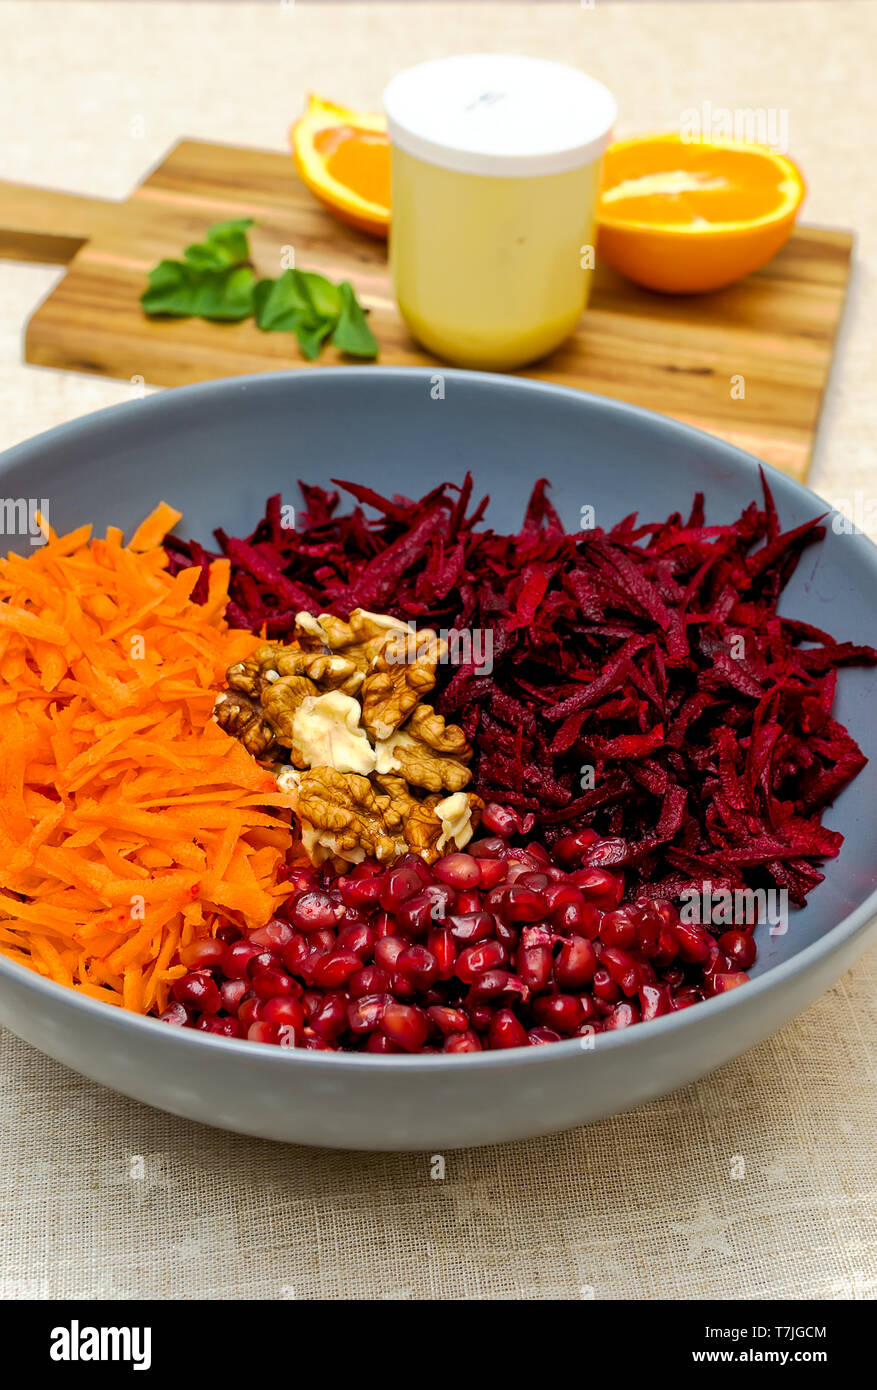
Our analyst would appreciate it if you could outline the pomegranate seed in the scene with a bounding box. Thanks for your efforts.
[718,930,757,970]
[197,1015,244,1038]
[159,1002,188,1026]
[434,853,482,889]
[380,1001,429,1051]
[528,1027,562,1045]
[517,871,550,892]
[178,938,226,970]
[427,926,457,979]
[711,972,750,994]
[396,945,440,989]
[309,951,361,988]
[291,890,340,932]
[374,935,408,973]
[555,937,597,989]
[494,918,519,951]
[373,911,397,940]
[551,828,600,867]
[652,924,680,967]
[515,925,553,992]
[488,1009,529,1049]
[261,996,304,1030]
[554,897,602,939]
[219,978,248,1014]
[310,991,348,1040]
[238,995,263,1026]
[335,921,375,959]
[455,939,506,983]
[427,1005,469,1035]
[279,933,311,973]
[442,1030,480,1052]
[501,884,546,924]
[543,883,581,912]
[484,884,510,914]
[577,837,626,869]
[479,802,520,837]
[600,906,638,950]
[604,1001,641,1029]
[301,1034,335,1050]
[347,993,390,1034]
[246,950,280,978]
[674,921,712,963]
[467,1003,494,1031]
[394,891,438,938]
[639,982,671,1021]
[477,858,508,890]
[600,947,641,997]
[173,971,221,1014]
[468,835,509,859]
[454,889,482,915]
[251,967,297,1000]
[592,967,621,1005]
[380,861,431,911]
[349,965,391,998]
[448,910,494,944]
[220,940,263,979]
[671,986,704,1010]
[638,959,657,987]
[249,919,294,950]
[468,969,524,1001]
[531,994,585,1034]
[337,875,383,911]
[569,867,623,908]
[247,1021,279,1045]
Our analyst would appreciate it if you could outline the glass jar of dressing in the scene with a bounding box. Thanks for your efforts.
[384,54,617,371]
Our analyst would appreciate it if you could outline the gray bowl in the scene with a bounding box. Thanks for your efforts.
[1,368,875,1150]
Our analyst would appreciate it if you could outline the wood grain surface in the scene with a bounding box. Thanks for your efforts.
[3,138,853,481]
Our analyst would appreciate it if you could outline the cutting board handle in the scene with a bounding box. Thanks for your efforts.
[0,181,117,264]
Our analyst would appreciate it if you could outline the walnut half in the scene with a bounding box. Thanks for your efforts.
[285,767,483,868]
[374,704,472,793]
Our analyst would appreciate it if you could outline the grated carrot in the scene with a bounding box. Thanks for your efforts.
[0,508,295,1011]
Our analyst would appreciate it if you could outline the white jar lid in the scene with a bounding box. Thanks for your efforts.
[383,53,617,178]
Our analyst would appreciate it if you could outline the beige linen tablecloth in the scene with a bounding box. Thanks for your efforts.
[0,1,875,1300]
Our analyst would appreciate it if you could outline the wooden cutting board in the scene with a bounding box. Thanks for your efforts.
[1,138,853,481]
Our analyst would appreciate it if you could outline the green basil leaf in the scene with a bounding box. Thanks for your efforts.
[194,265,256,320]
[141,260,254,320]
[331,280,378,358]
[295,317,336,361]
[183,218,253,271]
[142,220,378,361]
[253,271,315,331]
[298,271,343,321]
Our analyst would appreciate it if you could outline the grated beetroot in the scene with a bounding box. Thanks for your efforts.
[166,473,876,908]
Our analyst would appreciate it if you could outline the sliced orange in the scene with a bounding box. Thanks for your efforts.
[292,94,390,239]
[596,133,805,293]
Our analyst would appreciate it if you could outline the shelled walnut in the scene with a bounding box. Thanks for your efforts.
[217,607,481,868]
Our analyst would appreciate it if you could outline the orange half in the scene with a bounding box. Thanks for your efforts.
[292,94,390,239]
[596,133,806,293]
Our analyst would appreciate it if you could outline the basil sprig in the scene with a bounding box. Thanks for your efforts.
[142,219,377,359]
